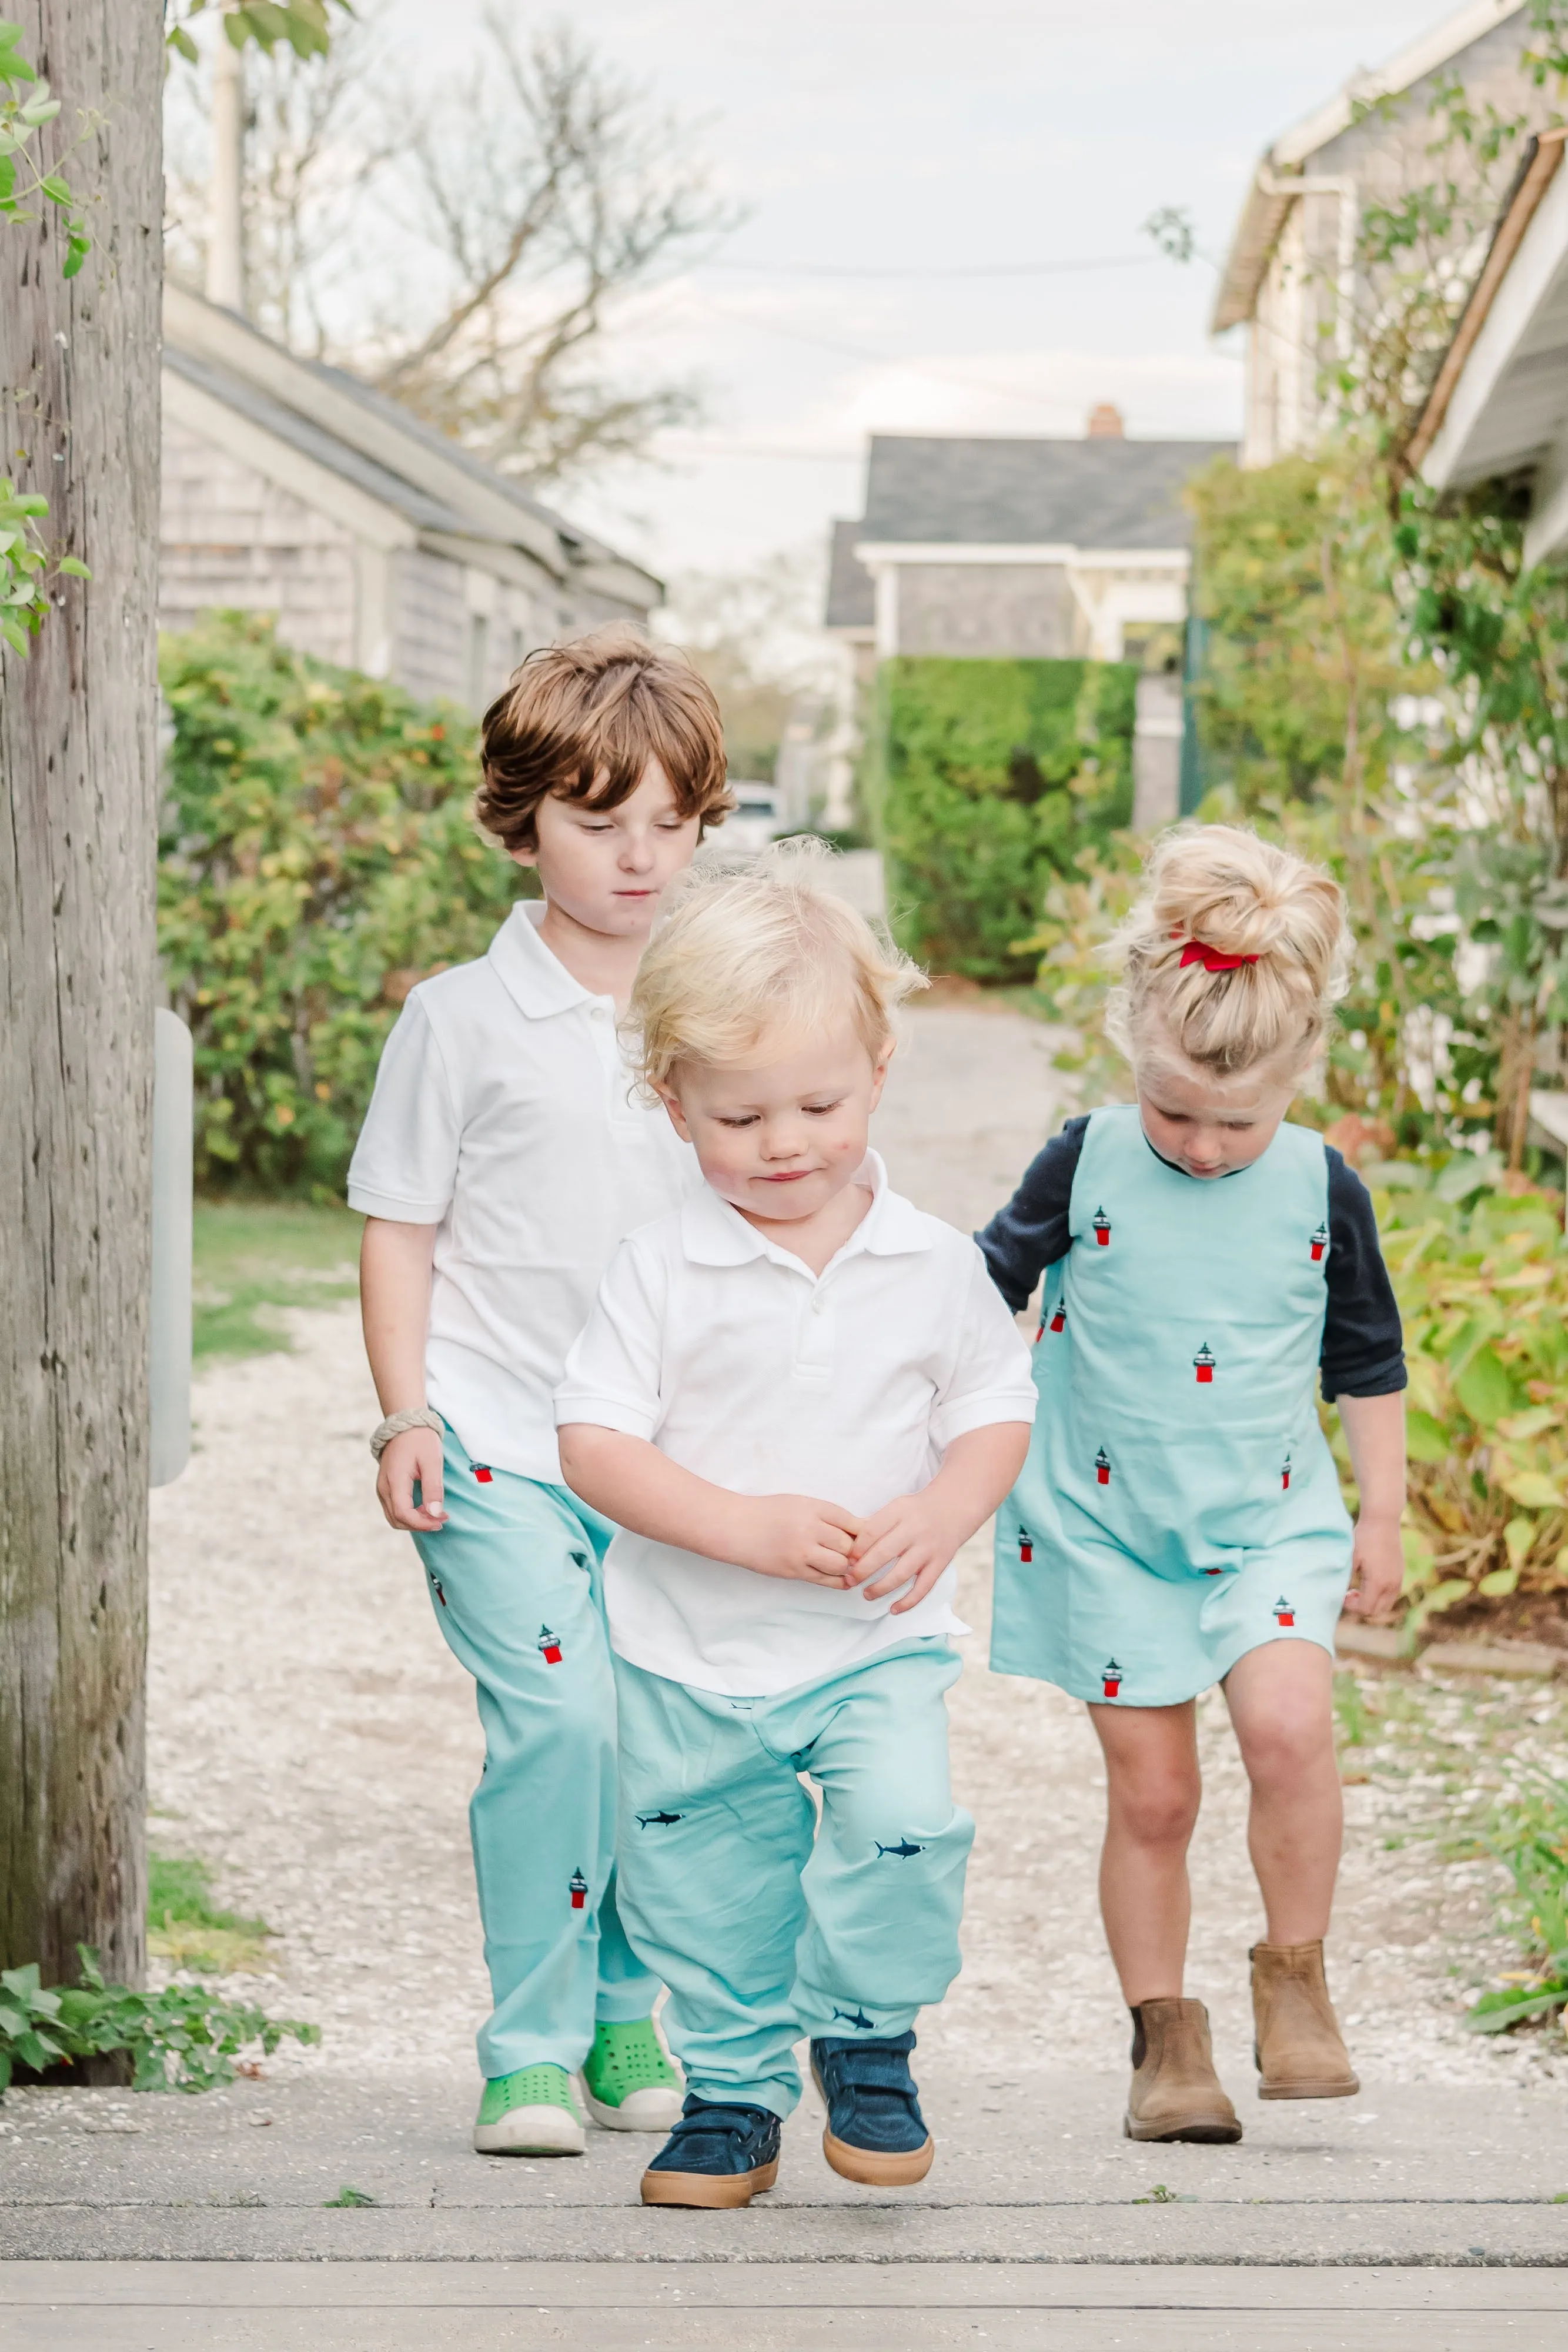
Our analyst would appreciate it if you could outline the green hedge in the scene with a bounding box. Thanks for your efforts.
[870,656,1137,980]
[159,613,531,1193]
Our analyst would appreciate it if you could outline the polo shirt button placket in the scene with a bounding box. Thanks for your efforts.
[795,1280,834,1378]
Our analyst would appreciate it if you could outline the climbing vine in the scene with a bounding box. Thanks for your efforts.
[1,4,350,656]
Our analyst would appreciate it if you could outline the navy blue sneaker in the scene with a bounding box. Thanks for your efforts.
[639,2094,783,2208]
[809,2029,934,2185]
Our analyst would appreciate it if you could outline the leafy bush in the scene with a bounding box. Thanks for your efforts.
[1465,1762,1568,2036]
[0,1948,319,2094]
[870,656,1136,980]
[1362,1168,1568,1627]
[159,612,531,1193]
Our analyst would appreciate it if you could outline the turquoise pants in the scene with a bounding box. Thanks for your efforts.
[412,1428,658,2077]
[613,1641,973,2119]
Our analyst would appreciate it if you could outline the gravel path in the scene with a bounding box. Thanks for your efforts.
[148,1004,1560,2093]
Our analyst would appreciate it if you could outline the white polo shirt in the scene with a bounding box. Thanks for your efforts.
[553,1154,1037,1695]
[346,901,698,1484]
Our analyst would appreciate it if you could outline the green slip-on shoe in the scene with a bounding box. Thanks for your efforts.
[580,2016,683,2133]
[473,2063,586,2156]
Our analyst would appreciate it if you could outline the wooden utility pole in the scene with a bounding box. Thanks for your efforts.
[0,2,163,1984]
[205,32,245,312]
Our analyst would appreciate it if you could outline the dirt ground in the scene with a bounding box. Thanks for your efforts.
[146,1003,1563,2095]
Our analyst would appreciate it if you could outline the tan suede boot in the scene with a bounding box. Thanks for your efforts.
[1251,1940,1359,2100]
[1124,1999,1242,2143]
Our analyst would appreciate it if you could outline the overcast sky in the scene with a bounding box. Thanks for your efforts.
[375,1,1472,580]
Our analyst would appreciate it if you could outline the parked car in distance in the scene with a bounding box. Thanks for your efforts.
[720,780,784,857]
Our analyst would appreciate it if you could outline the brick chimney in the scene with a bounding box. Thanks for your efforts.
[1087,402,1125,439]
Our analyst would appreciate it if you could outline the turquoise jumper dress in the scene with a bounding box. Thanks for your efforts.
[990,1105,1353,1708]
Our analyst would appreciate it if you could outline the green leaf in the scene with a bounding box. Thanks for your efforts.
[56,555,89,578]
[38,172,71,205]
[0,607,29,653]
[1453,1345,1523,1428]
[1500,1470,1564,1510]
[166,25,200,62]
[1,1965,42,2002]
[1405,1407,1452,1463]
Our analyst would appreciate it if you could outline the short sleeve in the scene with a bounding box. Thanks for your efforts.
[975,1116,1088,1312]
[553,1239,668,1442]
[1319,1150,1407,1401]
[346,995,462,1223]
[928,1247,1039,1449]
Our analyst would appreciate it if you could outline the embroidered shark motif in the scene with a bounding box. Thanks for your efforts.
[831,2006,877,2031]
[874,1838,926,1859]
[635,1809,685,1829]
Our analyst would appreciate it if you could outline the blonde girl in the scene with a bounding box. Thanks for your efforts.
[978,824,1406,2146]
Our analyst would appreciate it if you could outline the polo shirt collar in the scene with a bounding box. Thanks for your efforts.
[487,900,600,1021]
[680,1150,932,1269]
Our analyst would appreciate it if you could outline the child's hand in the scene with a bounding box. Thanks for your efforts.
[1343,1514,1403,1619]
[735,1495,862,1586]
[846,1491,967,1615]
[377,1426,449,1535]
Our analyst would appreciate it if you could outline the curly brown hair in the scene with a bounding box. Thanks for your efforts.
[474,625,732,853]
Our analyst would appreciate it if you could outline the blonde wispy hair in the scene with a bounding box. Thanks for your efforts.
[1107,823,1351,1079]
[626,837,928,1097]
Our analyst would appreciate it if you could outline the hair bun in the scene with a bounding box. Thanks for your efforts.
[1111,823,1350,1076]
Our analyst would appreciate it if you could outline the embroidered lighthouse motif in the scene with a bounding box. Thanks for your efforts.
[471,1462,494,1484]
[1309,1224,1329,1264]
[1193,1341,1216,1385]
[1049,1301,1066,1334]
[1101,1658,1123,1699]
[1281,1455,1292,1491]
[1273,1595,1296,1628]
[1094,1446,1111,1486]
[1018,1526,1034,1563]
[569,1867,589,1911]
[538,1625,563,1666]
[1092,1205,1111,1248]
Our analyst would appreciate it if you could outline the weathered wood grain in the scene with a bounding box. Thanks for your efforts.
[0,0,163,1985]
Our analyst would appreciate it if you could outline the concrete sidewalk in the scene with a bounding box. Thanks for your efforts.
[2,2260,1566,2350]
[5,2063,1568,2264]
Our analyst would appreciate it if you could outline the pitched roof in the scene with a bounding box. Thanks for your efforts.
[1212,1,1524,332]
[162,283,661,604]
[1408,128,1568,560]
[165,347,481,539]
[856,435,1233,552]
[825,518,875,629]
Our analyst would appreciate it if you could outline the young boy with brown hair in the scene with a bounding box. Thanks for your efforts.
[349,627,731,2157]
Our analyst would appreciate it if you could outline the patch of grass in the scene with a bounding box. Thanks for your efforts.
[193,1197,360,1361]
[148,1850,274,1976]
[323,2184,377,2207]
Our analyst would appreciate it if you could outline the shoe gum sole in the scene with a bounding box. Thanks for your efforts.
[1124,2113,1243,2145]
[821,2128,934,2187]
[579,2079,685,2133]
[640,2158,779,2209]
[1258,2076,1360,2100]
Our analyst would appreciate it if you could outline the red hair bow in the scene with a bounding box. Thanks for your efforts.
[1178,938,1258,973]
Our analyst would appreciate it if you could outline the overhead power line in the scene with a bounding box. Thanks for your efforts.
[701,253,1158,280]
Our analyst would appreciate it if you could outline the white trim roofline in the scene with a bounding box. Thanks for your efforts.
[852,541,1191,569]
[1212,0,1523,333]
[1275,0,1522,169]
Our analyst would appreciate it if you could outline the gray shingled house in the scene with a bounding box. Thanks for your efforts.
[826,413,1233,824]
[1212,1,1552,469]
[161,284,660,709]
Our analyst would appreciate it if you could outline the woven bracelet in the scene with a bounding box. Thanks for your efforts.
[369,1406,444,1462]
